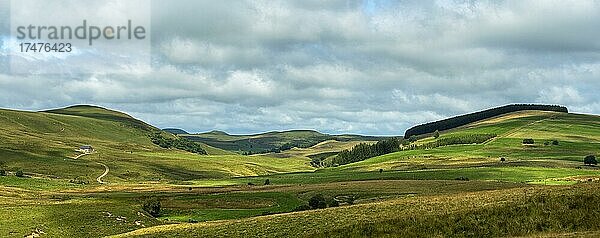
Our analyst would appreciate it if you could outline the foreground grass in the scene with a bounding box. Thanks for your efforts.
[0,180,522,237]
[110,183,600,238]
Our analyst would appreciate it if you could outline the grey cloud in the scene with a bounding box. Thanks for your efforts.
[1,0,599,135]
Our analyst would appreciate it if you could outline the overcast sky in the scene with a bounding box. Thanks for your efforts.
[1,0,599,135]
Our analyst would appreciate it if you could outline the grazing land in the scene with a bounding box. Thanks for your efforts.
[0,106,599,237]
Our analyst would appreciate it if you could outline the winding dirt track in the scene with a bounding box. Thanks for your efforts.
[96,162,109,184]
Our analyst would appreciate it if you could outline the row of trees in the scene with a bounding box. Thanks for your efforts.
[404,104,568,138]
[149,133,208,155]
[403,134,496,150]
[332,138,401,166]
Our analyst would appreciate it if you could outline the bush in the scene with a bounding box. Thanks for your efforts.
[15,170,25,177]
[500,157,506,162]
[293,204,311,212]
[522,138,535,145]
[327,197,340,207]
[264,179,271,185]
[584,155,597,166]
[455,176,469,181]
[552,140,559,145]
[69,176,89,185]
[142,198,161,217]
[309,194,328,209]
[0,170,5,176]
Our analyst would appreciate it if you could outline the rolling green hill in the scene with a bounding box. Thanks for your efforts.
[341,110,600,173]
[102,110,600,238]
[1,106,600,238]
[0,105,312,185]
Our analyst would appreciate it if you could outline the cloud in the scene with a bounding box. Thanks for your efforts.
[0,0,599,135]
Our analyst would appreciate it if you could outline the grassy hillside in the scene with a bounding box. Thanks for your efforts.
[0,106,312,185]
[2,107,600,238]
[111,183,600,238]
[342,111,599,173]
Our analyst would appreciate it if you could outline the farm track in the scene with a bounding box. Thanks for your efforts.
[96,162,109,184]
[70,152,108,184]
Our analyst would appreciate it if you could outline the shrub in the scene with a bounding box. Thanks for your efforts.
[293,204,311,212]
[327,197,340,207]
[500,157,506,162]
[552,140,559,145]
[264,179,271,185]
[309,194,328,209]
[15,170,24,177]
[455,176,469,181]
[522,138,535,145]
[584,155,597,166]
[0,170,5,176]
[379,169,383,173]
[544,141,550,146]
[142,198,161,217]
[69,176,89,185]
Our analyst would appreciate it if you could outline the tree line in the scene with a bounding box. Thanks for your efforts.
[402,134,496,150]
[332,138,401,166]
[404,104,568,138]
[149,133,208,155]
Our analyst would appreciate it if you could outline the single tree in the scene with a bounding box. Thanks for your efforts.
[0,170,5,176]
[522,138,535,145]
[15,170,24,177]
[433,130,440,139]
[379,168,383,173]
[584,155,597,166]
[142,198,161,217]
[264,179,271,185]
[308,194,327,209]
[500,157,506,162]
[552,140,559,145]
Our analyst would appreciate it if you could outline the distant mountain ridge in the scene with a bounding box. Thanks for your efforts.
[181,129,385,154]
